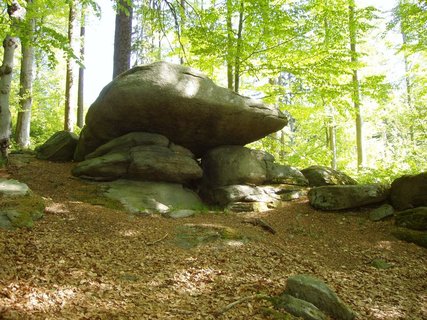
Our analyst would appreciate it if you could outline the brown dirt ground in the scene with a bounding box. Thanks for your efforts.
[0,155,426,320]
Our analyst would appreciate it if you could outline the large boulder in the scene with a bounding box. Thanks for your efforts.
[74,62,287,160]
[202,145,308,187]
[308,184,389,211]
[390,172,427,210]
[104,180,204,214]
[36,131,79,162]
[301,165,357,187]
[72,132,202,183]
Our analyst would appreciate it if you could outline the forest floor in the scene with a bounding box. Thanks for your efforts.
[0,155,426,320]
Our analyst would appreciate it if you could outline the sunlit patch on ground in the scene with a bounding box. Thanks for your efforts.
[375,241,393,250]
[1,283,76,312]
[118,229,141,237]
[44,202,69,215]
[171,267,224,295]
[369,305,405,319]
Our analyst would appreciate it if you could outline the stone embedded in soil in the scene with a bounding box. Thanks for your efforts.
[284,274,357,320]
[273,294,328,320]
[369,204,395,221]
[0,178,30,197]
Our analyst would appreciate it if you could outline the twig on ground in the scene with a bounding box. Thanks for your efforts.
[214,293,271,317]
[144,233,169,246]
[243,218,277,234]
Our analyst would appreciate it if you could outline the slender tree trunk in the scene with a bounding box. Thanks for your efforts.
[179,0,186,64]
[226,0,234,90]
[349,0,364,170]
[77,6,86,128]
[0,1,25,163]
[234,1,244,93]
[0,36,18,163]
[329,123,337,170]
[15,0,35,148]
[113,0,133,78]
[15,43,35,148]
[64,0,77,132]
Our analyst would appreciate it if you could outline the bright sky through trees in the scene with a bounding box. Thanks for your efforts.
[84,0,399,104]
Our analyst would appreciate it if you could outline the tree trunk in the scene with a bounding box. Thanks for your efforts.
[15,43,35,148]
[113,0,133,78]
[77,6,86,128]
[15,0,35,148]
[349,0,364,170]
[0,36,18,163]
[64,0,77,132]
[234,1,244,93]
[226,0,234,90]
[0,1,25,163]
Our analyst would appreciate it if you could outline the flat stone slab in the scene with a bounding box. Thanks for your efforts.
[103,180,204,214]
[308,184,389,211]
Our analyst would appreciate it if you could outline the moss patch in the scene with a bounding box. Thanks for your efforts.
[0,193,45,229]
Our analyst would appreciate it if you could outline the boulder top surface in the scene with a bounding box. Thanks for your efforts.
[75,61,288,160]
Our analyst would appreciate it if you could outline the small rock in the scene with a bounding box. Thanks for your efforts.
[371,259,393,269]
[369,204,394,221]
[273,294,328,320]
[167,209,196,219]
[284,274,357,320]
[0,178,30,197]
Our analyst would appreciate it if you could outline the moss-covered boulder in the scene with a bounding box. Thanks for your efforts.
[395,207,427,231]
[392,227,427,248]
[284,274,357,320]
[0,193,45,230]
[390,172,427,210]
[36,131,79,162]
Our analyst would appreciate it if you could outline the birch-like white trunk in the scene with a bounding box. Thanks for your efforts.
[0,36,19,161]
[15,43,35,148]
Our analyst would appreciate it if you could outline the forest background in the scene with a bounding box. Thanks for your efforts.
[0,0,426,183]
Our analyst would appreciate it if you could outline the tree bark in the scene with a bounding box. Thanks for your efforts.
[77,6,86,128]
[0,1,25,163]
[15,0,35,148]
[0,36,18,162]
[234,1,244,93]
[349,0,364,170]
[226,0,234,90]
[64,0,77,132]
[113,0,133,78]
[15,43,35,148]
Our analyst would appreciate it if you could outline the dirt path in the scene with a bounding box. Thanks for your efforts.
[1,156,426,319]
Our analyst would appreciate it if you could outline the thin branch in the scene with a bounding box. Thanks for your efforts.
[144,233,169,246]
[214,294,270,317]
